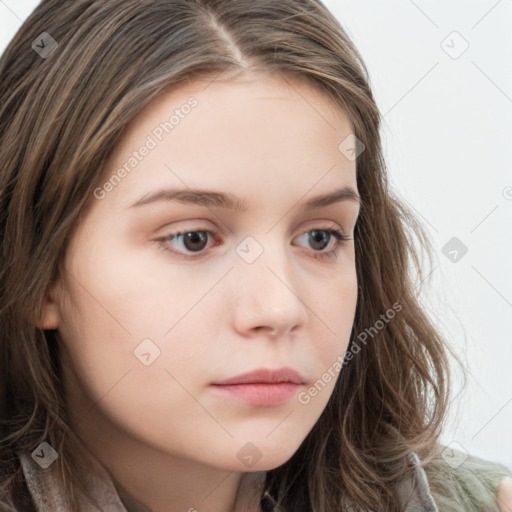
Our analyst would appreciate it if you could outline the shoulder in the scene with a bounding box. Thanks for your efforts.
[420,444,512,512]
[498,476,512,512]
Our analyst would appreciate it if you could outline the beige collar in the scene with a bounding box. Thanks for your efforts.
[18,449,150,511]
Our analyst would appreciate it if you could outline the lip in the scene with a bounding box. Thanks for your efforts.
[210,367,305,407]
[211,367,306,386]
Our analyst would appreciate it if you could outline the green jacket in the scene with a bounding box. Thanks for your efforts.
[15,445,512,511]
[419,445,512,512]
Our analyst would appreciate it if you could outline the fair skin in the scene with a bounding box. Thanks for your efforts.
[499,477,512,512]
[39,71,360,512]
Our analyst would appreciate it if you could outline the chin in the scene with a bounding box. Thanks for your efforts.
[227,440,302,473]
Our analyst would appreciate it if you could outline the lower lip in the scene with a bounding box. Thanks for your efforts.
[210,382,301,406]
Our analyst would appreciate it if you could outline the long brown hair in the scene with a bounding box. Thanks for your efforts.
[0,0,466,510]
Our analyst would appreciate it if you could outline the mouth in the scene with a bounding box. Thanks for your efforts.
[209,367,305,407]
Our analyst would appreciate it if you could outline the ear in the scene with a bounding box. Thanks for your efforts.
[36,284,61,330]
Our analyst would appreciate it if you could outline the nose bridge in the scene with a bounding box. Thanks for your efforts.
[232,233,308,335]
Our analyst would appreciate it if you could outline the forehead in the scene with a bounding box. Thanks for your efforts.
[129,70,351,128]
[94,71,358,213]
[111,70,354,157]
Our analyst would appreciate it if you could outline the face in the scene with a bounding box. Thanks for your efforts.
[42,71,361,473]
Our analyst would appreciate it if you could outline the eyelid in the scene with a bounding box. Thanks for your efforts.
[154,218,348,240]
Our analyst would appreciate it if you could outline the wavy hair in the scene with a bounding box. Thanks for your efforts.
[0,0,467,510]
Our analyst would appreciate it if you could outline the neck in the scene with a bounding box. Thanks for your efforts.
[68,402,266,512]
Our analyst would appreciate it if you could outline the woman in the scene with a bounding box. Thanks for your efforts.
[0,0,510,510]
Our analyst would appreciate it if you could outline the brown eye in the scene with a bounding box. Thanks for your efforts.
[156,229,217,258]
[177,231,209,252]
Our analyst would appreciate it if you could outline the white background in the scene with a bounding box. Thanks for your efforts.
[1,0,511,468]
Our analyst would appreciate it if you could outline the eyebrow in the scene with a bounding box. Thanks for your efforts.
[128,185,360,211]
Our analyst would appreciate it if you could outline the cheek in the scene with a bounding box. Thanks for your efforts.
[67,228,234,342]
[311,268,358,358]
[56,243,223,409]
[56,282,209,450]
[293,276,357,418]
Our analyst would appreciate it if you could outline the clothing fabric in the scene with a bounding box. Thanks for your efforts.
[17,447,140,512]
[397,451,439,512]
[14,446,511,511]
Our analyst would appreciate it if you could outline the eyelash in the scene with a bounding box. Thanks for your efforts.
[154,225,352,262]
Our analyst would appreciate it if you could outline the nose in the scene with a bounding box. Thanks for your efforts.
[231,241,309,339]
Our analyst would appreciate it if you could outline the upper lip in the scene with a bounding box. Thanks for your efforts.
[211,367,306,385]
